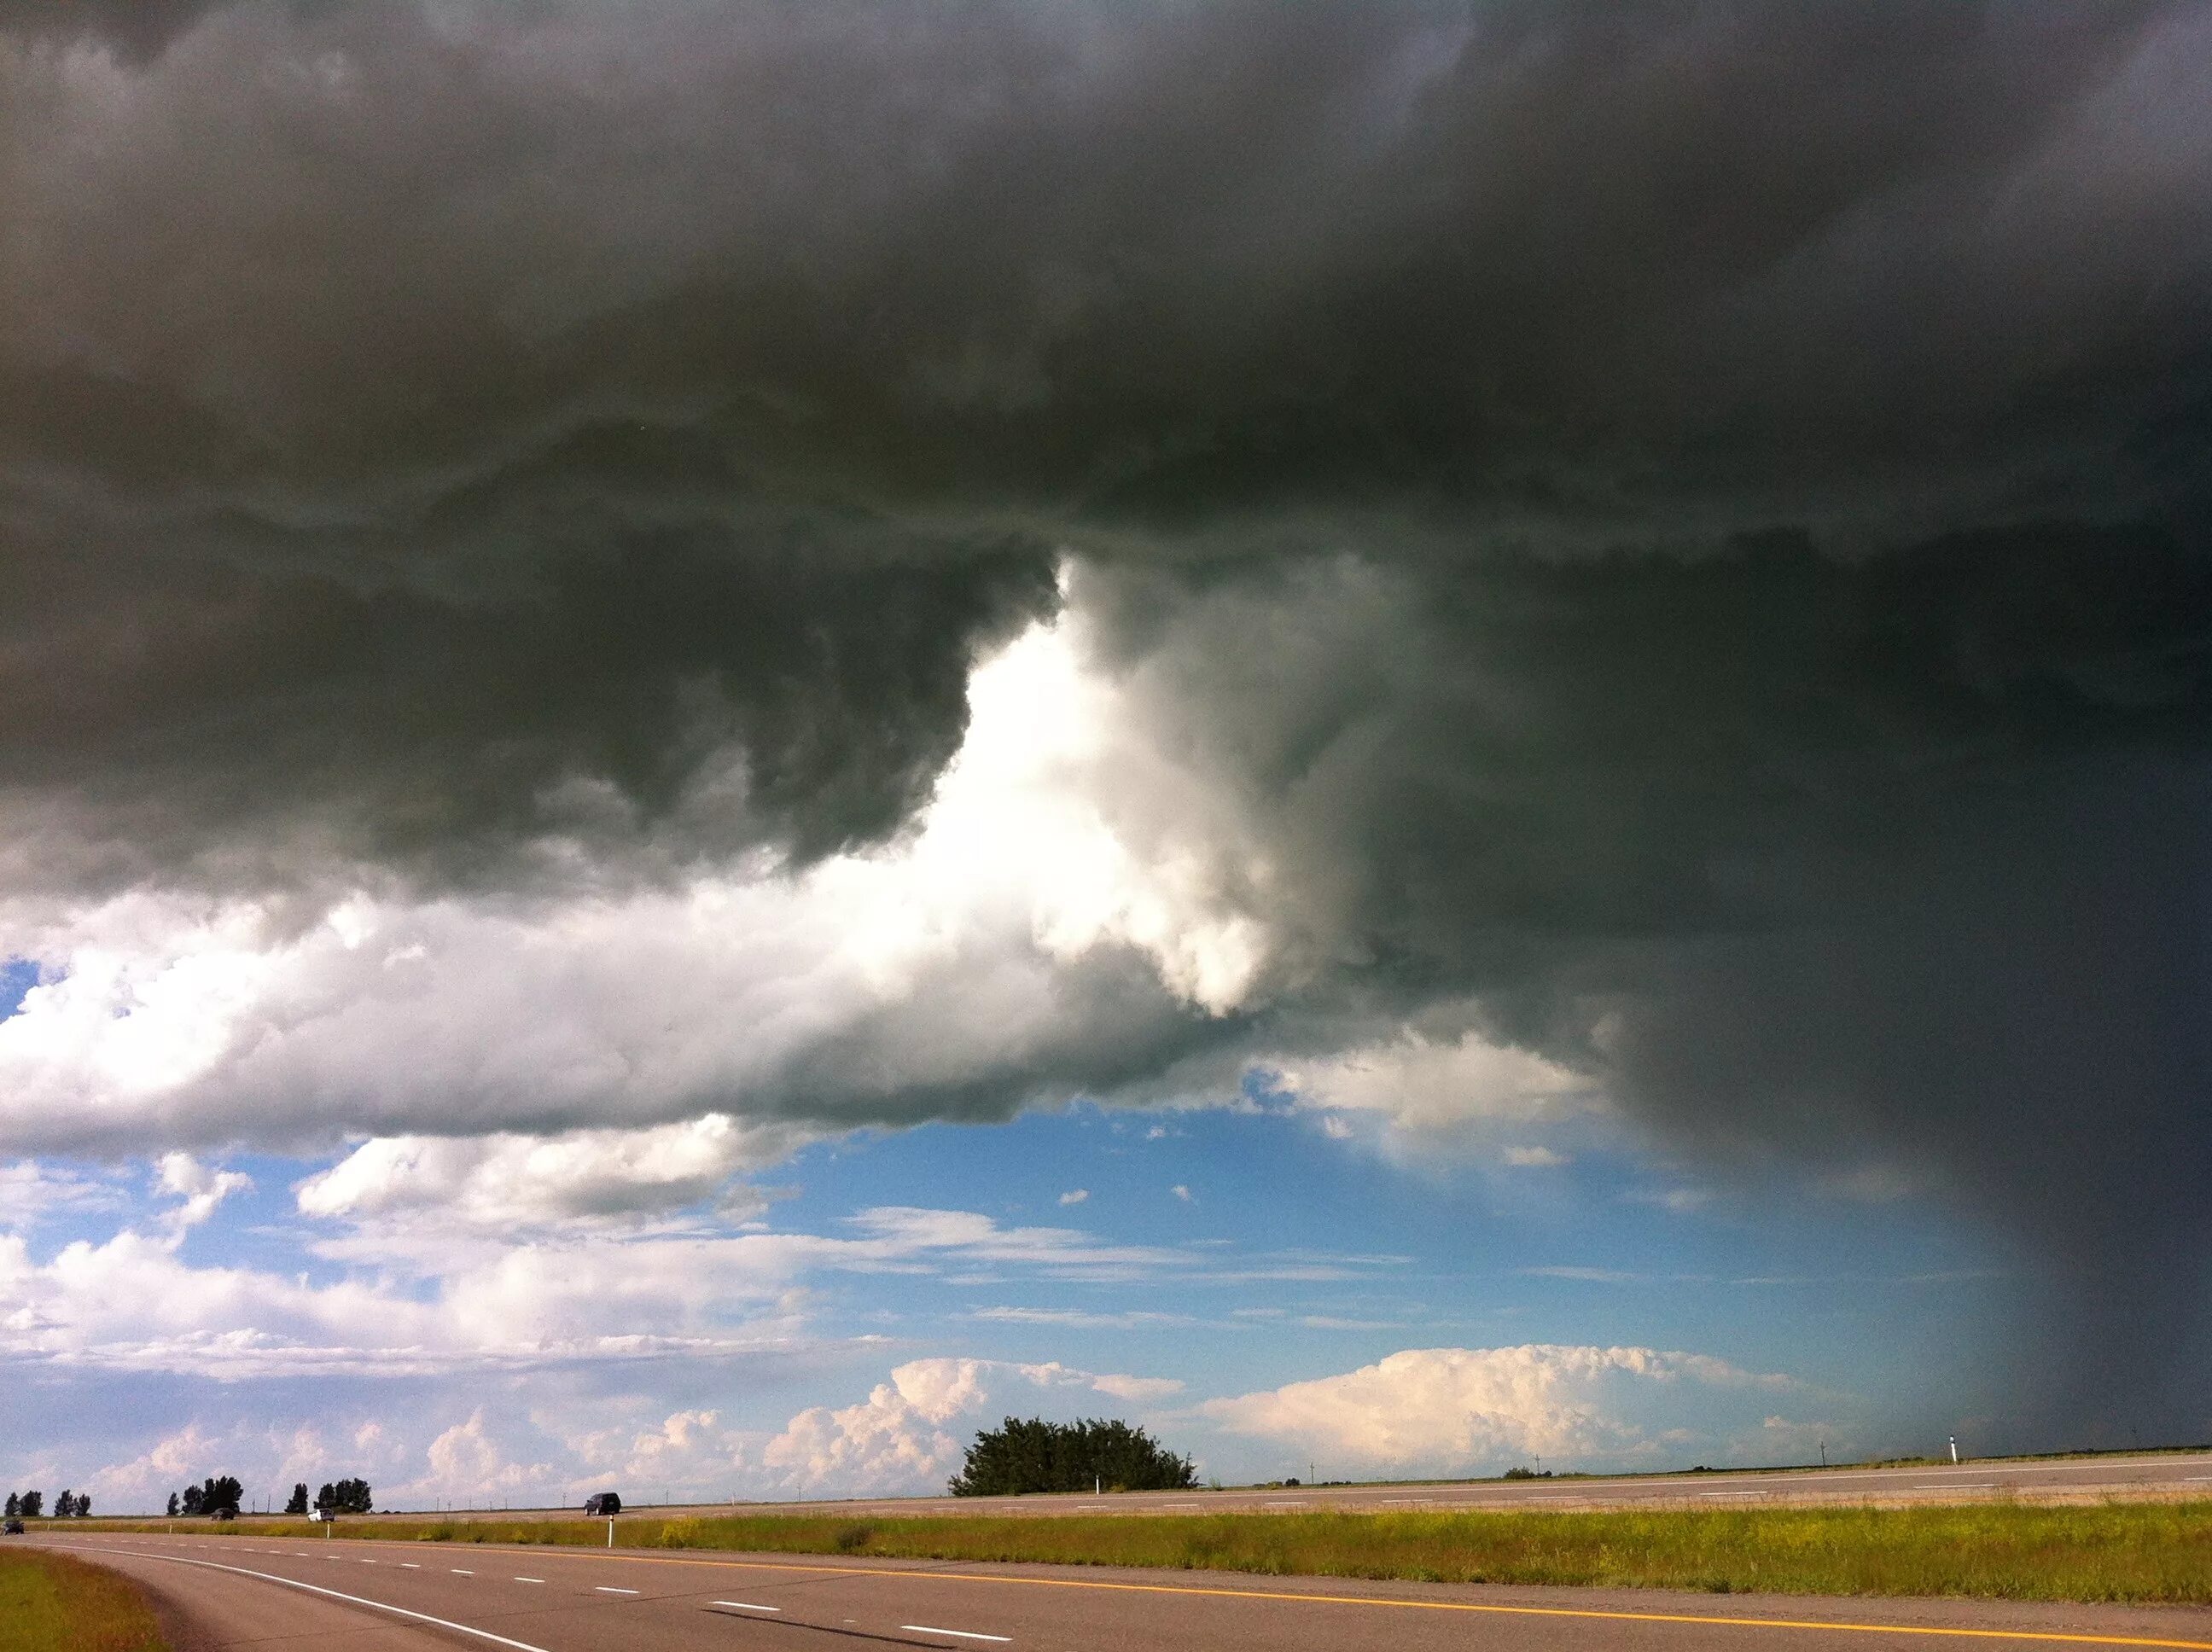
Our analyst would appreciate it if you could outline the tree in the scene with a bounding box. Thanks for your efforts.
[285,1482,309,1515]
[167,1492,180,1517]
[180,1485,204,1515]
[73,1492,90,1517]
[16,1491,41,1518]
[199,1475,243,1516]
[3,1494,15,1518]
[948,1418,1197,1497]
[329,1477,373,1515]
[54,1491,74,1518]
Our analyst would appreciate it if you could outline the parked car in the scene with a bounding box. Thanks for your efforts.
[584,1492,622,1516]
[212,1508,236,1521]
[3,1517,23,1534]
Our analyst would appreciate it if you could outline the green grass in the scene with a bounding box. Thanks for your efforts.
[94,1501,2212,1606]
[0,1549,166,1652]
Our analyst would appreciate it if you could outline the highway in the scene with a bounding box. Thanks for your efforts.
[34,1530,2212,1652]
[389,1451,2212,1522]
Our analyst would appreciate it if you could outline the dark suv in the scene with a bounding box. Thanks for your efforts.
[3,1517,22,1534]
[584,1492,621,1516]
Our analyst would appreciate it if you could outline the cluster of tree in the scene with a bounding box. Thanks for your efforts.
[322,1478,373,1515]
[4,1491,78,1518]
[1502,1466,1554,1480]
[168,1476,243,1517]
[276,1477,372,1515]
[948,1418,1197,1497]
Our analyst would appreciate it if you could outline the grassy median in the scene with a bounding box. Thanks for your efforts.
[97,1500,2212,1606]
[0,1549,166,1652]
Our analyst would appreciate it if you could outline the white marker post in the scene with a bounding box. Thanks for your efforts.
[1949,1435,1959,1464]
[606,1517,614,1550]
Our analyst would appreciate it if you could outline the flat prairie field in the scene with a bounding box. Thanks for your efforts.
[83,1499,2212,1605]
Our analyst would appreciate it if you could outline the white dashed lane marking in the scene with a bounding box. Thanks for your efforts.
[711,1602,780,1613]
[901,1627,1012,1643]
[595,1585,640,1595]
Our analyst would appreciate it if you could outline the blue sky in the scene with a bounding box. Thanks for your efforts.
[4,1077,2020,1514]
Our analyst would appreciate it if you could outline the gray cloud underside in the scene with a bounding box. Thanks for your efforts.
[4,3,2209,1427]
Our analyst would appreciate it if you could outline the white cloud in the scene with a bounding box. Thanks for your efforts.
[1057,1189,1089,1206]
[1089,1373,1186,1402]
[1502,1145,1568,1167]
[294,1115,806,1230]
[154,1153,253,1239]
[411,1411,560,1504]
[0,608,1278,1160]
[0,1160,122,1230]
[1200,1344,1796,1474]
[1270,1027,1592,1137]
[0,1199,1371,1379]
[1630,1187,1714,1214]
[971,1306,1198,1329]
[754,1356,1181,1496]
[1171,1184,1192,1202]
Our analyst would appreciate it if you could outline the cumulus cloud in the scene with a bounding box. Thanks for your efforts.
[1202,1345,1798,1474]
[154,1153,253,1238]
[1267,1026,1594,1143]
[755,1357,1179,1496]
[294,1116,806,1230]
[414,1411,560,1504]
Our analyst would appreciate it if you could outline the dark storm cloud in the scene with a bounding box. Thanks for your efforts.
[4,2,2210,1433]
[1068,526,2212,1439]
[0,0,219,63]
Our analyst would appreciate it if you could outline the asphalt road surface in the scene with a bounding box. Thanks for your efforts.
[381,1451,2212,1522]
[33,1531,2212,1652]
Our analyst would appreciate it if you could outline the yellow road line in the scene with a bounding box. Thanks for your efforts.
[203,1536,2212,1649]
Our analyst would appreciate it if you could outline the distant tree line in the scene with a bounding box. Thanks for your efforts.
[154,1473,370,1518]
[7,1490,90,1518]
[949,1418,1197,1496]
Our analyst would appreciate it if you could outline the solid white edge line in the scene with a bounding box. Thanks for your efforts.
[73,1546,552,1652]
[712,1601,781,1612]
[901,1627,1012,1643]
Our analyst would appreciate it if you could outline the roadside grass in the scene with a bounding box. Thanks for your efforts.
[0,1549,166,1652]
[92,1500,2212,1605]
